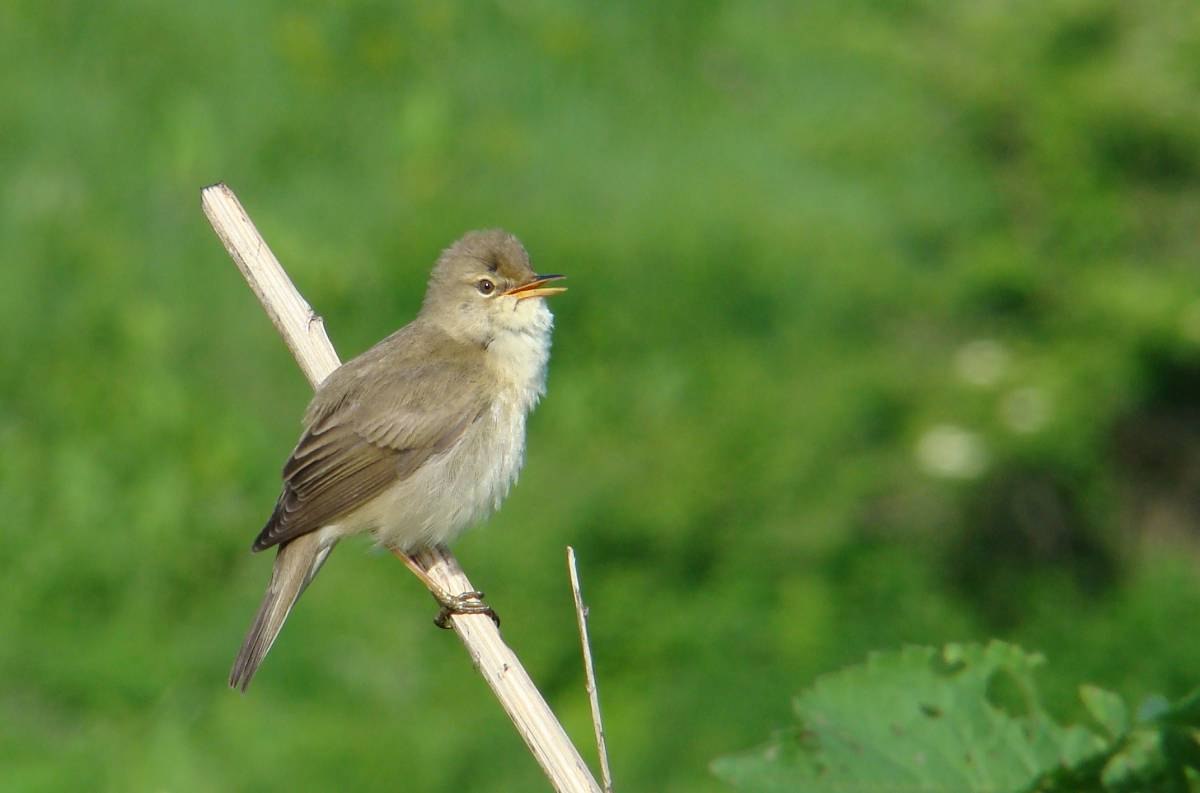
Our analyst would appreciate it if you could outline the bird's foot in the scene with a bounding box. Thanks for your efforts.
[389,546,501,629]
[433,590,500,630]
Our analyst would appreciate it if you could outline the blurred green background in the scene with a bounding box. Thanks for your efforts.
[4,1,1200,790]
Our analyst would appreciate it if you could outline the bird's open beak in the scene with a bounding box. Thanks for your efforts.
[505,273,567,300]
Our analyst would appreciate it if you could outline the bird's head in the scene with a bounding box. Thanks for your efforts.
[420,229,566,346]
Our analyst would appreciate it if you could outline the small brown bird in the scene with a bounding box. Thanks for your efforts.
[230,229,565,691]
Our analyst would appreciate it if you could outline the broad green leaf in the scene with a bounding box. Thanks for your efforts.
[709,728,818,793]
[715,645,1200,793]
[714,642,1104,793]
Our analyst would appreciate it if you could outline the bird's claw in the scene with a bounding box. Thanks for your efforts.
[433,590,500,629]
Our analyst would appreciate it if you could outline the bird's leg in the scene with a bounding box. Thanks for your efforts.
[390,547,500,629]
[432,594,501,630]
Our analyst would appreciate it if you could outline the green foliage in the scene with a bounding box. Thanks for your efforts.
[3,1,1200,791]
[715,643,1200,793]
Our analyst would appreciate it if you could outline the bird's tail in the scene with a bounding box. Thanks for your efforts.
[229,532,337,692]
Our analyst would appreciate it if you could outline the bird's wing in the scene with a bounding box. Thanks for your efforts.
[251,351,489,552]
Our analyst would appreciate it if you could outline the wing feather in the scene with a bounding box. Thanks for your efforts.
[251,327,490,552]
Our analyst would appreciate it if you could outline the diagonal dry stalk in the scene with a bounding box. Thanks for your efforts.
[202,183,601,793]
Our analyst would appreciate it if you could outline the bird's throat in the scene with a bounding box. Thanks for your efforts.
[486,322,553,411]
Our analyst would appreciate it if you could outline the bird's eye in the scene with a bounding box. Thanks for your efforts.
[477,278,496,295]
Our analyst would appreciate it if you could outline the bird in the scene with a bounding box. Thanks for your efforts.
[229,229,565,691]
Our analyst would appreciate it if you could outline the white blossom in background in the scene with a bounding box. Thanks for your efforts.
[915,424,988,479]
[954,338,1009,387]
[1000,386,1050,434]
[1180,300,1200,345]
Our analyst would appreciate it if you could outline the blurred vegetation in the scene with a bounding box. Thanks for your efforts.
[2,1,1200,791]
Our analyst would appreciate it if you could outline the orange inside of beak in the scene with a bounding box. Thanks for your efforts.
[505,274,567,300]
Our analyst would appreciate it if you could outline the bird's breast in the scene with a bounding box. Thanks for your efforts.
[353,323,552,552]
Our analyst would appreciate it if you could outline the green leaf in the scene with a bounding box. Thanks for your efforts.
[714,642,1105,793]
[1082,685,1130,739]
[1098,728,1168,792]
[1158,690,1200,729]
[709,728,818,793]
[715,645,1200,793]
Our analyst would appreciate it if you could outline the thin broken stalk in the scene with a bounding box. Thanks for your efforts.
[568,546,614,793]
